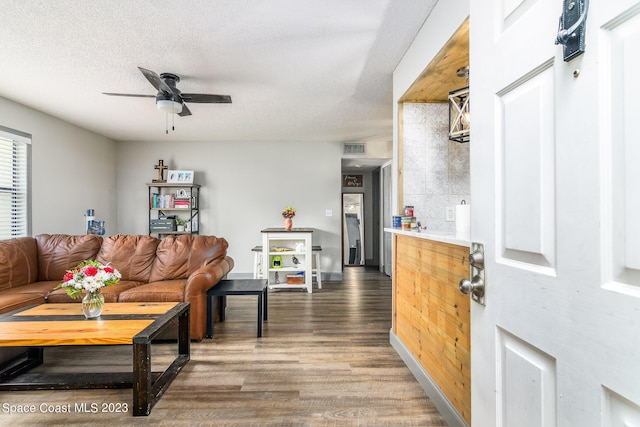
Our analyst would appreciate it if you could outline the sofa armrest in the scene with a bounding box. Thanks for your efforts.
[183,256,234,299]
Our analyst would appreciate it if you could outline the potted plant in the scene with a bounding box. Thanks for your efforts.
[175,218,189,232]
[282,206,296,230]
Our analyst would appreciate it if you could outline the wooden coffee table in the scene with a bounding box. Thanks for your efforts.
[0,302,190,416]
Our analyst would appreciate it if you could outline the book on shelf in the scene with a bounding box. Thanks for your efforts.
[174,200,190,209]
[150,193,178,209]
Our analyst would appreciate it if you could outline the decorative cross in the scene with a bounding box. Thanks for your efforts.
[153,160,168,183]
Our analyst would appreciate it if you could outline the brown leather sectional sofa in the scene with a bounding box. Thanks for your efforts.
[0,233,234,340]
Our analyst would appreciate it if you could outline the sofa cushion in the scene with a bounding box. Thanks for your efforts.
[149,235,228,282]
[96,234,159,282]
[117,279,186,302]
[12,280,59,298]
[0,237,38,291]
[36,234,102,282]
[0,291,45,315]
[46,280,144,303]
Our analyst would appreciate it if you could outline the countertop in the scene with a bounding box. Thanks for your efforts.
[384,227,470,247]
[261,228,314,233]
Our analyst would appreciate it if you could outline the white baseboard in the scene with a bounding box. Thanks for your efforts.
[390,330,469,427]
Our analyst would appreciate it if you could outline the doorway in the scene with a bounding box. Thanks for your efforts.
[342,193,365,266]
[382,163,392,276]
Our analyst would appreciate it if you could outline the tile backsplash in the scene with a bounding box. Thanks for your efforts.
[403,103,470,233]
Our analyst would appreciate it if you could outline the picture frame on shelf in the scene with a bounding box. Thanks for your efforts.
[175,188,190,198]
[167,170,194,184]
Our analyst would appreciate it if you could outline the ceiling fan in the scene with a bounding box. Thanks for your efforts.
[103,67,232,118]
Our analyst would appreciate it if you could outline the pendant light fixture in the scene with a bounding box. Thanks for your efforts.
[448,66,470,143]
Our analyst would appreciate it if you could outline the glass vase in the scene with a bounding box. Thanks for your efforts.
[284,217,293,231]
[82,291,104,319]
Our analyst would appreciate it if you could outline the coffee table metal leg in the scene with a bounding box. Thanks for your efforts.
[263,287,268,320]
[206,294,213,339]
[207,295,224,339]
[178,307,190,357]
[0,348,44,383]
[219,295,227,322]
[257,293,263,338]
[133,307,190,416]
[28,347,44,365]
[132,341,152,416]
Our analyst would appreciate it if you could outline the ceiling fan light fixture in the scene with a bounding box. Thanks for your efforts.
[157,99,182,114]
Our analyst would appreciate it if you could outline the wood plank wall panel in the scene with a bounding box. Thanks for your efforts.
[398,18,469,103]
[393,234,471,424]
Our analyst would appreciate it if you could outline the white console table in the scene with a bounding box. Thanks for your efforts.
[261,228,313,293]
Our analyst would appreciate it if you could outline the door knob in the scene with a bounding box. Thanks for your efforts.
[459,275,485,298]
[468,250,484,269]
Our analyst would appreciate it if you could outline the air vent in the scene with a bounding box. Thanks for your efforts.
[343,143,366,155]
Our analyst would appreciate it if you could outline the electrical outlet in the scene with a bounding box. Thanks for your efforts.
[325,209,333,217]
[446,207,455,222]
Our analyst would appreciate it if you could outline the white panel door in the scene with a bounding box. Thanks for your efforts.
[470,1,640,426]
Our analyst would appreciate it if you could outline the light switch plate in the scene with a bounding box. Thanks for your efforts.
[325,209,333,217]
[446,207,455,222]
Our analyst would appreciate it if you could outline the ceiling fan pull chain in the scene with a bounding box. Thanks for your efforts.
[172,111,175,131]
[166,112,169,134]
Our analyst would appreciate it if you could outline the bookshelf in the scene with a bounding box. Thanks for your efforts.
[147,183,200,236]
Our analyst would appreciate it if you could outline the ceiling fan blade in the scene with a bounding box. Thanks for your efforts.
[180,93,232,103]
[138,67,174,95]
[178,103,192,117]
[102,92,155,98]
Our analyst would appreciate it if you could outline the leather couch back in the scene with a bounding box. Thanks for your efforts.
[96,234,160,282]
[36,234,102,281]
[0,237,38,290]
[149,234,229,282]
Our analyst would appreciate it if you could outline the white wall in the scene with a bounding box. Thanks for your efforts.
[0,96,117,236]
[392,0,470,215]
[116,140,343,278]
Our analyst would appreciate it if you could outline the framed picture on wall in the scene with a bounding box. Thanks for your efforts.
[342,174,363,187]
[167,170,194,184]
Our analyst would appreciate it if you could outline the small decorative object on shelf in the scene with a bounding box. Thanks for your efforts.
[287,274,304,284]
[282,206,296,231]
[167,170,194,184]
[175,218,188,232]
[54,260,121,319]
[153,159,168,183]
[87,220,106,236]
[271,255,283,268]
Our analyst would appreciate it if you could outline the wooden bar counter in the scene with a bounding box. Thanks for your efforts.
[385,228,471,427]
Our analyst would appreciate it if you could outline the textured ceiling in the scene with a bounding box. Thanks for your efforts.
[0,0,437,143]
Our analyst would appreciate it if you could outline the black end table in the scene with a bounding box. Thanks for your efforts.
[206,279,268,338]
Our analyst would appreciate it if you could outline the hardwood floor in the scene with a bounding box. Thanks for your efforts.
[0,268,448,426]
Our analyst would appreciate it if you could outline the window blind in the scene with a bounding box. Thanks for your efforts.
[0,126,31,239]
